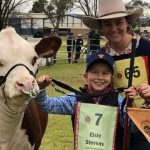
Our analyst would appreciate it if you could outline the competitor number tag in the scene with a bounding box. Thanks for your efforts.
[74,102,118,150]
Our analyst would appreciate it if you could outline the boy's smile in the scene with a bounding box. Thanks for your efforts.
[84,62,113,94]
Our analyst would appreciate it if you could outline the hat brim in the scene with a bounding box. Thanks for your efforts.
[86,59,114,73]
[83,8,143,30]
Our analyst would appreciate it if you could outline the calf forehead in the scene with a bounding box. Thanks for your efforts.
[0,28,37,60]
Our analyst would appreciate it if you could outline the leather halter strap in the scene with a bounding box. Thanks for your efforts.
[0,63,37,86]
[51,78,126,98]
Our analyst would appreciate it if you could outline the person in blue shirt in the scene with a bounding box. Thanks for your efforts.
[35,51,136,149]
[36,51,135,114]
[88,29,101,54]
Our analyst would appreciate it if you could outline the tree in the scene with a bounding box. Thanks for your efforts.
[75,0,150,29]
[32,0,75,33]
[0,0,29,30]
[32,0,47,13]
[74,0,98,17]
[125,0,149,10]
[125,0,150,29]
[75,0,150,18]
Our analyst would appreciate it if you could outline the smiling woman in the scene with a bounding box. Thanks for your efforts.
[82,0,150,150]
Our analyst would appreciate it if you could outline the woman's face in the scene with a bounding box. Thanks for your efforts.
[101,17,128,44]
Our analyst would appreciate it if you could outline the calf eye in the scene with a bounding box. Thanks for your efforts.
[31,56,38,66]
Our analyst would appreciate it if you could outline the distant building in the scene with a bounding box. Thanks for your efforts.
[8,13,89,36]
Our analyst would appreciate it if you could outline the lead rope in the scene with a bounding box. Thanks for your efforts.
[50,79,126,99]
[122,38,137,150]
[0,63,38,113]
[51,82,66,95]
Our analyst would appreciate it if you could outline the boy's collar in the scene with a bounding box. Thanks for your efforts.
[82,84,111,94]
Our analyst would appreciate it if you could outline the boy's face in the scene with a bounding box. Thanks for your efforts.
[84,62,113,93]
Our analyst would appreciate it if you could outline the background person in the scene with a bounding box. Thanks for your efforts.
[66,33,75,63]
[74,34,83,63]
[88,29,100,54]
[83,0,150,149]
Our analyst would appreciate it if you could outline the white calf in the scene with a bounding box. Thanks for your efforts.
[0,27,61,150]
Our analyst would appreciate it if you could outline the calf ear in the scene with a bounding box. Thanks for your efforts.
[35,35,62,58]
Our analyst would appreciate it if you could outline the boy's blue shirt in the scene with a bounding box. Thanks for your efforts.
[35,90,123,115]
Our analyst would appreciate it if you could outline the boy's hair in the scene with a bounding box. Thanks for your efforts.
[86,51,115,73]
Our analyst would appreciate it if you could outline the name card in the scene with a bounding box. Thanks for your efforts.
[74,102,118,150]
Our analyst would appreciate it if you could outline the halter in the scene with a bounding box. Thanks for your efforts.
[0,63,38,113]
[51,78,126,99]
[0,63,36,86]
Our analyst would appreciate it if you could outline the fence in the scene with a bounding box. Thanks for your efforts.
[26,36,104,66]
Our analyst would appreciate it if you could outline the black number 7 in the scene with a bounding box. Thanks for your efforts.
[95,113,103,126]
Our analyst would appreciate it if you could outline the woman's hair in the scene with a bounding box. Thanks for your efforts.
[127,25,134,35]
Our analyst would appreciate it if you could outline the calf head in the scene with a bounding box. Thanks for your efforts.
[0,27,61,110]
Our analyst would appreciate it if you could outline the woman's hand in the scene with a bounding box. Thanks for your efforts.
[136,83,150,104]
[124,87,136,99]
[36,75,52,90]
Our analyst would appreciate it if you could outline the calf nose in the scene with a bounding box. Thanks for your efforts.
[16,77,36,92]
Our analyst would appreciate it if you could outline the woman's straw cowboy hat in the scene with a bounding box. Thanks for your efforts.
[83,0,143,30]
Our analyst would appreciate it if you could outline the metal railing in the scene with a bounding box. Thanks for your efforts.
[26,36,102,66]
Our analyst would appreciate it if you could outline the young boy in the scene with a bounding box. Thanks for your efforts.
[35,51,136,149]
[35,51,135,115]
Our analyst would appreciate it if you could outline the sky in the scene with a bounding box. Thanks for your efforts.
[19,0,150,13]
[123,0,131,3]
[123,0,149,2]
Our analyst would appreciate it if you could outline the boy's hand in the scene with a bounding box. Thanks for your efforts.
[37,75,52,90]
[124,87,136,99]
[136,83,150,104]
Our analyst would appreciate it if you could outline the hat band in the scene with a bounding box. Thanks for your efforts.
[99,11,127,18]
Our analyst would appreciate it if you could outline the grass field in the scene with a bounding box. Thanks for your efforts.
[38,62,86,150]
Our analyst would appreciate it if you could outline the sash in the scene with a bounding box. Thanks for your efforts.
[74,102,118,150]
[128,108,150,143]
[113,56,148,107]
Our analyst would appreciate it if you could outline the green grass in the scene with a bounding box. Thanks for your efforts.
[38,62,86,150]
